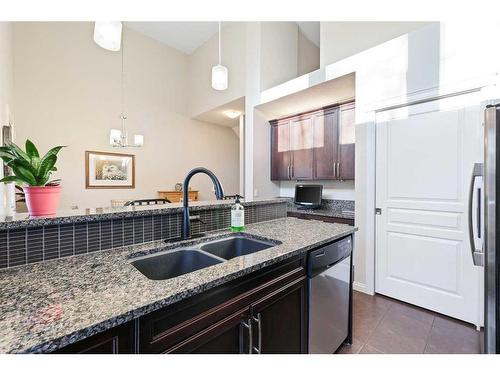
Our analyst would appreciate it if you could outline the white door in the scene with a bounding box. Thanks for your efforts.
[375,96,483,324]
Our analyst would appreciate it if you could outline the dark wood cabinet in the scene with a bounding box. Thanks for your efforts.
[166,277,308,354]
[290,114,314,180]
[271,120,292,180]
[251,277,307,354]
[313,107,339,179]
[270,102,355,182]
[54,321,135,354]
[165,308,251,354]
[338,103,355,180]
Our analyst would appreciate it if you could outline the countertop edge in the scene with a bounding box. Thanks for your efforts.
[0,198,288,230]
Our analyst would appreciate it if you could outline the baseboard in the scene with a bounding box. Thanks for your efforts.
[353,281,373,295]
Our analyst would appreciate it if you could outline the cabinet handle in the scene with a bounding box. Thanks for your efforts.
[336,162,340,178]
[252,313,262,354]
[291,165,294,179]
[240,318,252,354]
[288,165,291,179]
[333,163,336,177]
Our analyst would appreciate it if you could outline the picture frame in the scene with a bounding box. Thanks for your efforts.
[85,151,135,189]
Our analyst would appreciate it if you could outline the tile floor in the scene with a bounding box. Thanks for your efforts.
[339,291,481,354]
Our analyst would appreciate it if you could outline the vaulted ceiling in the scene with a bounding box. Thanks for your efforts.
[125,22,320,54]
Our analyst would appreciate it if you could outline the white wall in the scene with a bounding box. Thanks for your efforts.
[257,21,500,294]
[13,22,239,210]
[297,30,320,77]
[0,22,14,215]
[320,21,432,67]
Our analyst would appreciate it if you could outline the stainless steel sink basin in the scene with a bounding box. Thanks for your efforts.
[199,236,276,260]
[131,249,223,280]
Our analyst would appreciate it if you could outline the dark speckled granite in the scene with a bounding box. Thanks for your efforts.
[0,217,356,353]
[0,198,288,230]
[286,198,355,219]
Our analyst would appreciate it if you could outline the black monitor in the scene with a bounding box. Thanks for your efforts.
[294,184,323,209]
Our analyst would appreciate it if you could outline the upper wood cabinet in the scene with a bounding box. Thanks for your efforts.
[271,120,292,180]
[290,114,314,180]
[313,107,339,179]
[270,102,355,181]
[338,103,355,180]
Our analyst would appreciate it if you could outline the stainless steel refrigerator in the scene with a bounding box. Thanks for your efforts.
[470,103,500,354]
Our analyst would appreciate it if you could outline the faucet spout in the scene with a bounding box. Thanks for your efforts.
[181,167,224,240]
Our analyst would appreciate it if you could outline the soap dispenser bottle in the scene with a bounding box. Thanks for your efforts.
[231,195,245,232]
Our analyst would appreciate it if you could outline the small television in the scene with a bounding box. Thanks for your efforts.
[294,184,323,209]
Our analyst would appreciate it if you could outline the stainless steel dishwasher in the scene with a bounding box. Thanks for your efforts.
[307,235,353,354]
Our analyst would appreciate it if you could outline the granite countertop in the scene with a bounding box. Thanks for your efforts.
[0,197,288,230]
[287,205,355,220]
[0,217,356,353]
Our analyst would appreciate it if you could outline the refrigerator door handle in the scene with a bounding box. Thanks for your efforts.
[468,163,484,266]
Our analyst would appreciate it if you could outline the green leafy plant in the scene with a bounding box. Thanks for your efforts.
[0,140,64,186]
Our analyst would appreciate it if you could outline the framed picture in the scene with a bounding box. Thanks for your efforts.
[85,151,135,189]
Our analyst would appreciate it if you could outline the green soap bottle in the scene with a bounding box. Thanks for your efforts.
[231,195,245,232]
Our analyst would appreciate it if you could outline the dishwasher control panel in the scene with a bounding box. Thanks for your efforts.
[307,235,352,275]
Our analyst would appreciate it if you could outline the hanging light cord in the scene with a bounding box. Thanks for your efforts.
[120,29,127,140]
[218,21,221,65]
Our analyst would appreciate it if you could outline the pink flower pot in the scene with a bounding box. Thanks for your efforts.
[23,185,62,216]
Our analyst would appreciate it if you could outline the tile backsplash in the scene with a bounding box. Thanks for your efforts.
[0,202,287,269]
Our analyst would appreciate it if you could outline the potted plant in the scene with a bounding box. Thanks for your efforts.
[0,140,64,216]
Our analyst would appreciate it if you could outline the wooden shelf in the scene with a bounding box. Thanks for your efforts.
[158,190,199,203]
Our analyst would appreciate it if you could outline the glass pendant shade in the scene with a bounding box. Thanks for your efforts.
[110,129,125,146]
[94,22,122,51]
[133,134,144,147]
[212,64,228,91]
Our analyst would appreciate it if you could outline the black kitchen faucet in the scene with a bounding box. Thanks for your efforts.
[181,167,224,240]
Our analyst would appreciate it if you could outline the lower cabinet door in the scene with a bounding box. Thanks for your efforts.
[164,308,251,354]
[250,277,308,354]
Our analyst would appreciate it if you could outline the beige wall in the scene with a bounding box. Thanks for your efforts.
[260,22,298,91]
[0,22,14,214]
[320,21,431,67]
[0,22,13,130]
[297,31,319,76]
[188,22,247,118]
[13,22,239,210]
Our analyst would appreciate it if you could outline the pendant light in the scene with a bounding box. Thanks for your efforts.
[211,22,228,91]
[109,28,143,148]
[94,22,122,51]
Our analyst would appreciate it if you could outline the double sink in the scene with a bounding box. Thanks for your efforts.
[130,234,280,281]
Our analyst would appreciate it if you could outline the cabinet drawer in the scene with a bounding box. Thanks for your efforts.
[138,255,305,353]
[164,308,250,354]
